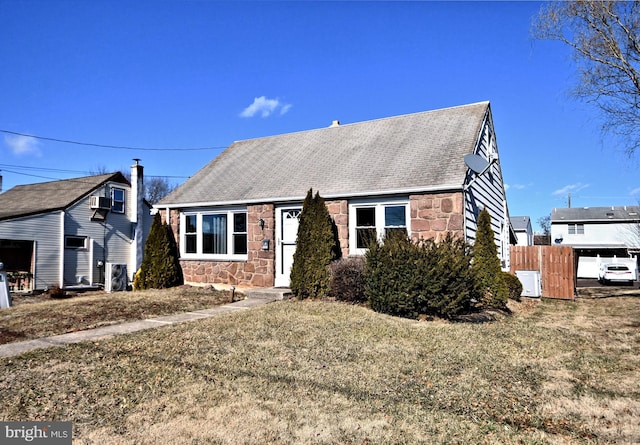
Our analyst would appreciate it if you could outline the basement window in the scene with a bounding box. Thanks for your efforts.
[65,236,87,249]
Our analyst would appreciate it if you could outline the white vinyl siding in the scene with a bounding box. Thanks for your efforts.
[0,212,61,290]
[551,221,639,248]
[0,181,148,290]
[463,114,511,269]
[64,184,137,285]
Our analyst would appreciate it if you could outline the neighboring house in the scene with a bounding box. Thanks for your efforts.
[157,101,514,288]
[511,216,533,246]
[0,162,151,291]
[551,206,640,278]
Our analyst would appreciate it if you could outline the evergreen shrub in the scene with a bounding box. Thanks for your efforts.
[502,272,523,302]
[364,232,478,319]
[134,213,183,290]
[329,257,366,303]
[471,209,508,308]
[290,189,340,299]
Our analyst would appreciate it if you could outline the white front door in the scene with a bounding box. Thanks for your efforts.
[275,206,302,287]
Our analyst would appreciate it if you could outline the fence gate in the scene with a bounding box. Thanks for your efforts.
[510,246,575,300]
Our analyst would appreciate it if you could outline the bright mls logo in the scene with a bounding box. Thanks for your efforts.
[1,422,71,444]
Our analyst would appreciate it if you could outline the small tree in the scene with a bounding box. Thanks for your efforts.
[537,215,551,236]
[471,208,508,309]
[134,213,183,290]
[145,176,176,205]
[290,189,339,299]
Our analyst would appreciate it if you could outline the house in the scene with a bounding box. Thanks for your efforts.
[0,162,151,291]
[157,101,513,288]
[551,206,640,278]
[511,216,533,246]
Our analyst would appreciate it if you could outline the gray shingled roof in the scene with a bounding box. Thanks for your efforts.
[510,216,531,231]
[0,172,128,221]
[552,206,640,223]
[159,101,490,206]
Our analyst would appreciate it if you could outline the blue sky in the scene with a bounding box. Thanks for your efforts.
[1,1,638,232]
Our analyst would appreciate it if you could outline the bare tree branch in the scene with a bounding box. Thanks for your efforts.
[533,1,640,154]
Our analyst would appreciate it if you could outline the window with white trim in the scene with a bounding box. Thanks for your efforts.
[181,209,248,260]
[568,223,584,235]
[65,235,87,249]
[111,188,125,213]
[349,199,410,255]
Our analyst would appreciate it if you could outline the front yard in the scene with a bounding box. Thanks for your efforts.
[0,292,638,444]
[0,287,232,344]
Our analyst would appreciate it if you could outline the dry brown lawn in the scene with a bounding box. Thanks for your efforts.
[0,287,232,344]
[1,291,639,444]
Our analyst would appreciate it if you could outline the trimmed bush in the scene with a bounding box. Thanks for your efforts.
[502,272,523,302]
[134,213,183,290]
[364,232,478,319]
[329,257,366,303]
[290,189,340,299]
[471,208,508,309]
[417,234,479,318]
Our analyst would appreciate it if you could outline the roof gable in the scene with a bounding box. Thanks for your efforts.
[0,172,129,221]
[160,101,490,206]
[510,216,531,231]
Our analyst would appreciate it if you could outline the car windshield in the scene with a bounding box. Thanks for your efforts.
[607,265,629,271]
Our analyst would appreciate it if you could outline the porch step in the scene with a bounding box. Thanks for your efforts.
[243,287,293,301]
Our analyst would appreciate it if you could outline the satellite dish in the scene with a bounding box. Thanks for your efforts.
[464,154,490,174]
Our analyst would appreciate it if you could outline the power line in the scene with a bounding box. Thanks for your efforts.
[0,129,226,151]
[0,169,60,181]
[0,165,189,181]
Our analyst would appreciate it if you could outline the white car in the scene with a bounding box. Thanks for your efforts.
[598,264,635,285]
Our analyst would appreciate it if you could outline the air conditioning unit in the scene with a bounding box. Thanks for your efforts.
[90,196,111,210]
[105,263,128,292]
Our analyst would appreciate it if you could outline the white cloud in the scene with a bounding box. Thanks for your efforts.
[4,134,41,156]
[630,187,640,196]
[552,182,589,196]
[240,96,292,118]
[505,183,528,192]
[280,103,293,115]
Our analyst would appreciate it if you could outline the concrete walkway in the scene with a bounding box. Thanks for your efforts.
[0,287,290,359]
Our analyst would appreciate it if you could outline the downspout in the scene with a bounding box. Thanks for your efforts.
[59,211,65,288]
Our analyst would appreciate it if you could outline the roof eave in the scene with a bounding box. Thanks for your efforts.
[155,184,464,210]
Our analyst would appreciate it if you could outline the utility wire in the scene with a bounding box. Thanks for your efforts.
[0,164,189,179]
[0,129,226,151]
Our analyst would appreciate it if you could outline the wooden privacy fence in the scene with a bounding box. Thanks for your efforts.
[510,246,575,300]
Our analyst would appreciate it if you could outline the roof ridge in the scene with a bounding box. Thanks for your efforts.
[232,101,490,144]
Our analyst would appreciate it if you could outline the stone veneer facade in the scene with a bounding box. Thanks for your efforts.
[409,192,465,242]
[162,191,465,288]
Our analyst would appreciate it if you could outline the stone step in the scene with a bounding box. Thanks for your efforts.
[242,287,293,301]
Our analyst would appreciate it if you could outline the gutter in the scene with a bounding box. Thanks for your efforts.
[155,183,464,210]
